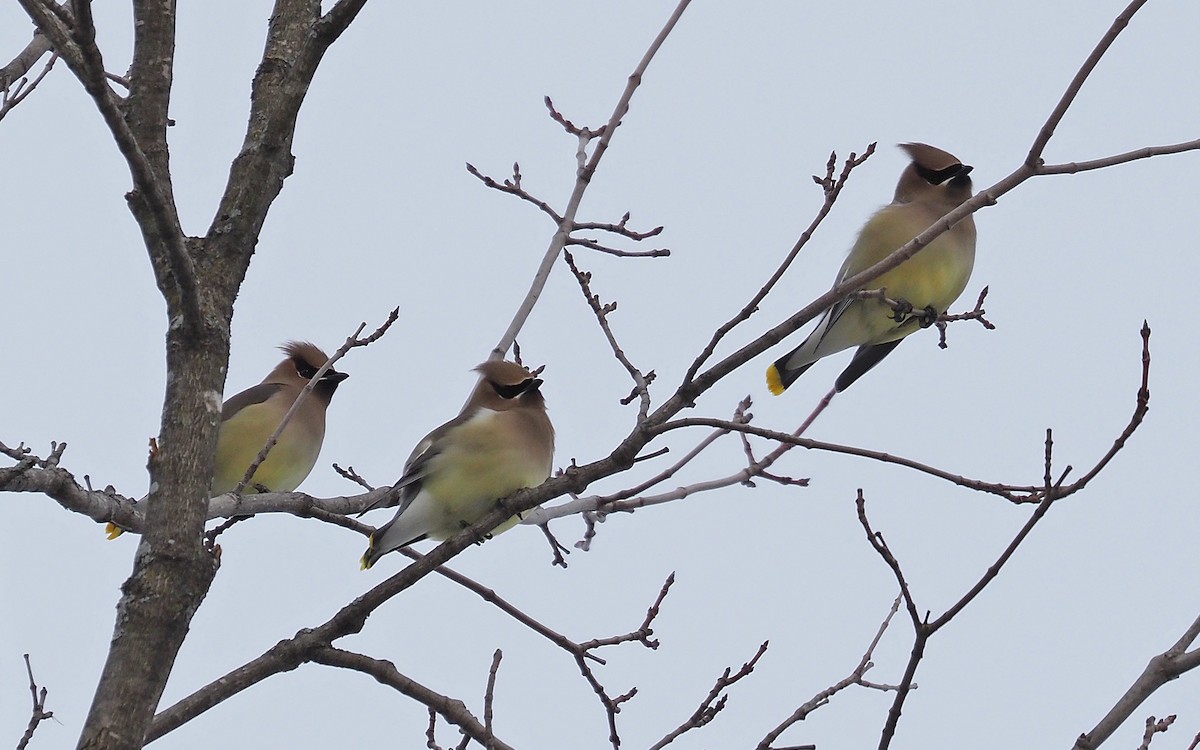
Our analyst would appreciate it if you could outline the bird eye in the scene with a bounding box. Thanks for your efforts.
[295,361,319,380]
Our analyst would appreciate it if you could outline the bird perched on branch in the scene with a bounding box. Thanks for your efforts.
[360,360,555,569]
[105,341,349,538]
[766,142,977,394]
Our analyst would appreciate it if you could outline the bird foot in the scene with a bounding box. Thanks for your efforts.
[458,519,493,545]
[889,299,914,322]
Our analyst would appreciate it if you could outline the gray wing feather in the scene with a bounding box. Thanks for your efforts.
[220,383,284,422]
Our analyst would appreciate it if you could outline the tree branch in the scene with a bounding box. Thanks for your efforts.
[756,597,902,750]
[488,0,694,360]
[0,27,57,122]
[1074,616,1200,750]
[16,654,54,750]
[648,642,768,750]
[310,646,517,750]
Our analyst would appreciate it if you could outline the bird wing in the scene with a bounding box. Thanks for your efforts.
[220,383,285,422]
[358,412,473,516]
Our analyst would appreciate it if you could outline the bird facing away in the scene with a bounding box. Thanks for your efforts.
[360,360,555,569]
[105,341,349,538]
[766,143,977,394]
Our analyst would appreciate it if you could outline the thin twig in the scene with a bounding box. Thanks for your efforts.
[0,51,57,122]
[684,146,875,383]
[311,646,516,750]
[1026,0,1150,166]
[17,654,53,750]
[1136,715,1176,750]
[563,250,652,419]
[483,650,502,748]
[488,0,694,360]
[757,597,902,750]
[648,642,769,750]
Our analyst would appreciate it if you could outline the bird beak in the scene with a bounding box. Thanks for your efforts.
[323,370,350,383]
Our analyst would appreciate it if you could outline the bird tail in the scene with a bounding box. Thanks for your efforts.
[766,353,815,395]
[767,304,843,395]
[360,534,379,570]
[360,520,427,570]
[833,340,905,392]
[104,523,125,540]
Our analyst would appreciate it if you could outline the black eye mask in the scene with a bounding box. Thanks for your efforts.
[916,163,972,185]
[492,378,539,400]
[295,360,320,380]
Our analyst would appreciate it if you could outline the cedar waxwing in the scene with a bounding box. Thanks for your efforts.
[360,360,554,569]
[105,342,349,538]
[766,143,977,393]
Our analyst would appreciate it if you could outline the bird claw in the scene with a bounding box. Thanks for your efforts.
[890,299,914,323]
[458,518,493,545]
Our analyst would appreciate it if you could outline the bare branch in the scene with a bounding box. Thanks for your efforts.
[928,472,1061,632]
[684,145,876,383]
[148,553,671,744]
[1136,716,1176,750]
[856,494,921,626]
[0,45,57,123]
[1053,321,1152,493]
[585,404,747,507]
[310,646,516,750]
[649,642,768,750]
[1026,0,1150,166]
[0,439,139,524]
[580,573,673,653]
[563,250,653,419]
[757,597,902,750]
[1074,616,1200,750]
[935,286,995,348]
[565,235,670,258]
[488,0,694,360]
[660,321,1152,510]
[20,0,203,333]
[545,95,602,138]
[16,654,53,750]
[483,650,502,746]
[315,0,370,43]
[575,214,664,240]
[1040,140,1200,174]
[332,463,376,491]
[860,459,1063,750]
[402,548,606,664]
[466,161,564,224]
[0,26,53,89]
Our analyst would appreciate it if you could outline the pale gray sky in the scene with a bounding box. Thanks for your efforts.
[3,2,1200,748]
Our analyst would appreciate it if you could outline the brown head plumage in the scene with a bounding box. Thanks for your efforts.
[894,143,973,207]
[466,360,546,412]
[265,341,349,403]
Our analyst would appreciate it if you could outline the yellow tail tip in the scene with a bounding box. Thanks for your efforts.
[104,523,125,540]
[765,364,786,396]
[360,537,375,570]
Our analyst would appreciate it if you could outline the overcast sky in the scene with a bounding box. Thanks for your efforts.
[3,2,1200,748]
